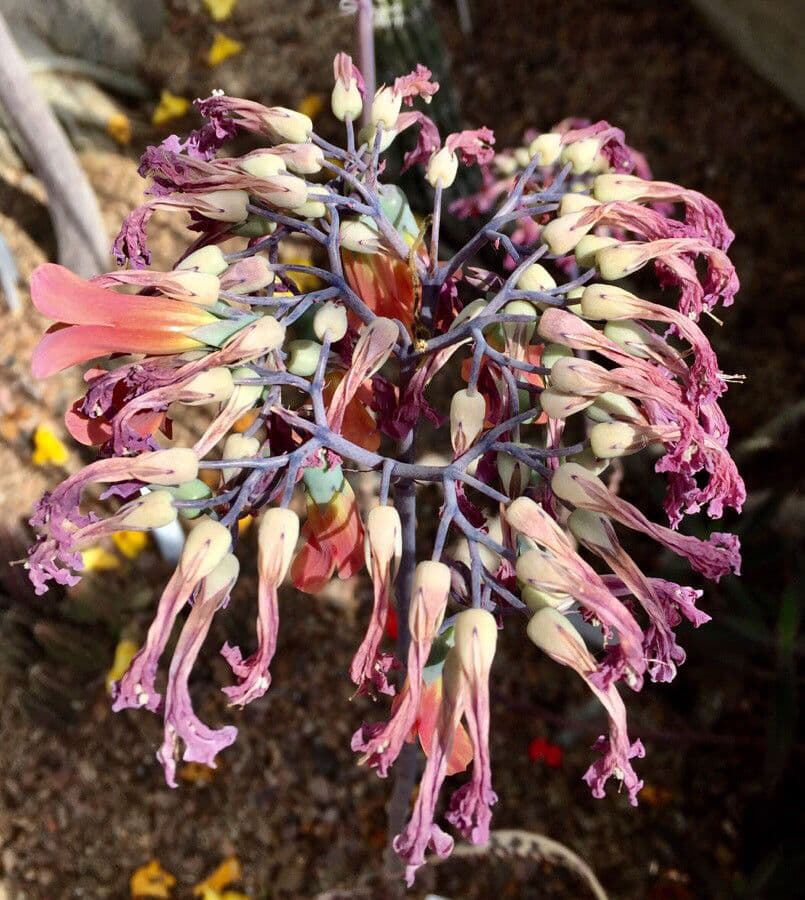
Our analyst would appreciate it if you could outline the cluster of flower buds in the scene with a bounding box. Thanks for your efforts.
[27,51,742,882]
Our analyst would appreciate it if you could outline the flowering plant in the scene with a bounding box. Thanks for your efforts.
[26,51,742,884]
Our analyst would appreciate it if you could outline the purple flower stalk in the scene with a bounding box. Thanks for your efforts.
[26,52,743,882]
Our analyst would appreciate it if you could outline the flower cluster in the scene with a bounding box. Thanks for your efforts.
[27,52,742,883]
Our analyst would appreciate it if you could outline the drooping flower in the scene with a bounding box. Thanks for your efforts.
[30,264,218,378]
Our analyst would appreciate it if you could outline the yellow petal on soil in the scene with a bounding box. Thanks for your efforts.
[232,410,259,433]
[107,112,132,145]
[130,860,176,899]
[203,0,238,21]
[113,529,150,559]
[237,515,253,535]
[297,93,324,120]
[193,856,242,896]
[207,32,244,68]
[81,546,121,572]
[152,90,191,127]
[106,639,139,693]
[31,424,68,466]
[178,761,216,785]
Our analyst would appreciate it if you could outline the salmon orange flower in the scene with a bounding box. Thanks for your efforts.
[30,264,217,378]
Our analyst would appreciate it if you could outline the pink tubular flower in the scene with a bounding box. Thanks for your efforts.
[552,463,741,581]
[349,505,402,696]
[394,64,440,106]
[394,609,498,885]
[222,508,299,707]
[560,120,635,173]
[30,264,217,377]
[112,519,232,713]
[445,128,496,166]
[157,554,240,787]
[527,607,644,805]
[507,498,647,690]
[353,561,450,776]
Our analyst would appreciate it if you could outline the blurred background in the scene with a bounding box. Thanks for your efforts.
[0,1,802,897]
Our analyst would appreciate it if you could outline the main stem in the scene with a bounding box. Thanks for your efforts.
[384,352,419,879]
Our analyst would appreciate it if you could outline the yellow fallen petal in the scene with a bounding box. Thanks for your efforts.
[207,32,244,68]
[106,639,139,694]
[113,529,150,559]
[237,515,253,535]
[178,761,216,785]
[152,90,191,127]
[203,0,238,21]
[193,856,242,895]
[297,93,324,120]
[130,860,176,899]
[106,112,132,145]
[31,424,68,466]
[81,546,121,573]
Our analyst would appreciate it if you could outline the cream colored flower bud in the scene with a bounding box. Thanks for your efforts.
[540,211,595,255]
[286,339,323,376]
[176,245,228,276]
[527,133,562,167]
[451,389,486,455]
[595,244,646,281]
[590,422,652,458]
[514,146,531,168]
[575,235,619,269]
[167,271,220,306]
[339,220,384,254]
[370,86,402,129]
[409,560,451,643]
[196,190,250,223]
[364,505,403,576]
[229,315,286,356]
[551,462,599,507]
[264,107,313,144]
[426,147,459,188]
[565,286,585,316]
[497,446,530,496]
[258,507,300,583]
[222,433,261,483]
[603,320,654,359]
[592,173,644,202]
[453,608,498,674]
[181,367,235,405]
[449,298,487,331]
[292,200,327,220]
[230,366,264,408]
[559,192,599,215]
[180,518,232,581]
[580,283,639,320]
[526,607,586,658]
[130,448,200,485]
[360,124,398,153]
[197,553,240,605]
[585,391,642,424]
[238,151,287,179]
[539,387,594,419]
[493,153,518,176]
[223,257,274,294]
[313,302,348,342]
[541,342,573,370]
[332,78,363,122]
[567,508,615,552]
[502,299,538,347]
[277,143,324,175]
[516,263,556,293]
[560,138,600,174]
[118,490,177,530]
[521,584,571,614]
[256,174,309,210]
[549,357,603,396]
